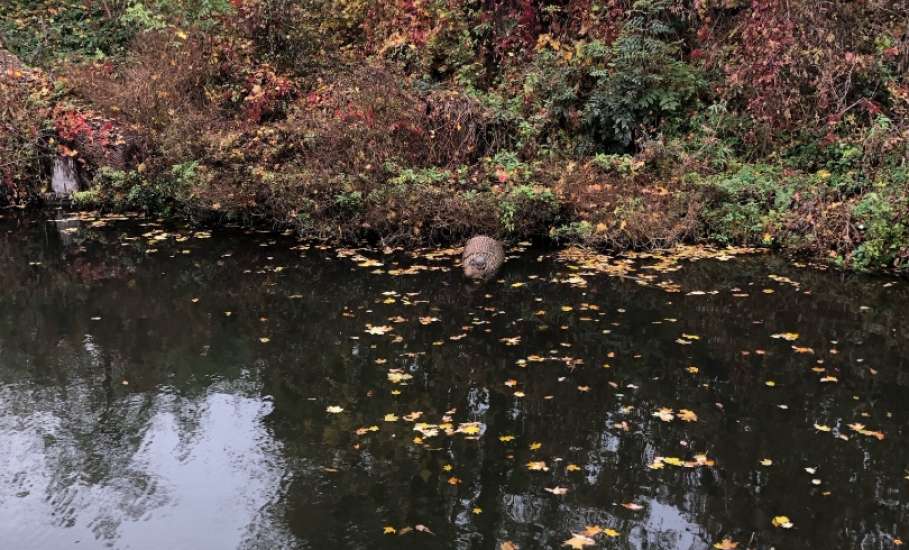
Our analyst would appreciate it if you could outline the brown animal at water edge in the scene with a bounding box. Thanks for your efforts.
[462,236,505,281]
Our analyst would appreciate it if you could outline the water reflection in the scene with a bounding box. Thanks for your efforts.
[0,212,907,549]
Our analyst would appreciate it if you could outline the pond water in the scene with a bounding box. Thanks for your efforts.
[0,211,907,550]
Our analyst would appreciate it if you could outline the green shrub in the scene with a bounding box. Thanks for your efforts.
[582,0,703,150]
[698,165,797,244]
[95,161,198,215]
[851,191,908,271]
[499,185,559,235]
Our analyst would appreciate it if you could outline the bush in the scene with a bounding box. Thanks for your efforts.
[851,190,909,270]
[582,0,703,150]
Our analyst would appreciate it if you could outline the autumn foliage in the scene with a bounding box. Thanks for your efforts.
[0,0,907,269]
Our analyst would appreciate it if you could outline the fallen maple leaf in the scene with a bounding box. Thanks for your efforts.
[562,533,596,549]
[771,332,799,341]
[678,409,698,422]
[771,515,794,528]
[713,538,738,549]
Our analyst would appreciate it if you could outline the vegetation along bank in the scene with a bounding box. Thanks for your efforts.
[1,0,907,272]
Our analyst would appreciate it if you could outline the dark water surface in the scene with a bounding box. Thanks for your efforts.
[1,211,907,550]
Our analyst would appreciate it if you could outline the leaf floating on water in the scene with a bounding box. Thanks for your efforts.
[500,542,518,550]
[415,524,434,535]
[259,337,271,343]
[566,464,582,472]
[653,408,675,422]
[713,538,739,549]
[771,515,794,529]
[848,422,885,440]
[677,409,698,422]
[447,476,461,485]
[500,336,521,346]
[383,526,396,535]
[545,486,569,495]
[529,442,542,451]
[326,405,344,414]
[355,425,379,435]
[622,502,643,511]
[760,458,773,466]
[456,422,483,436]
[527,461,549,471]
[384,413,399,422]
[387,369,413,384]
[562,533,596,549]
[365,324,393,335]
[771,332,800,341]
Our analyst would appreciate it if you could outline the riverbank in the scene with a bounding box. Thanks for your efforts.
[1,1,907,272]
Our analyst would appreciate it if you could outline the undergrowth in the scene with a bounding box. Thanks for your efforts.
[1,0,907,272]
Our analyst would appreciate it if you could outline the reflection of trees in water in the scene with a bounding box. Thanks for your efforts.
[0,213,907,549]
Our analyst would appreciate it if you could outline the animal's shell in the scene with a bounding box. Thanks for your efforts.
[462,236,504,281]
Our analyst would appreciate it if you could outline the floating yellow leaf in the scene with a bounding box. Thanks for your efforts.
[527,461,549,471]
[677,409,698,422]
[848,422,885,440]
[499,435,515,442]
[653,408,675,422]
[365,324,393,335]
[529,442,542,450]
[562,533,595,549]
[383,526,396,535]
[771,332,799,341]
[771,515,794,528]
[713,539,738,549]
[545,486,568,495]
[760,458,773,466]
[457,422,482,435]
[326,405,344,414]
